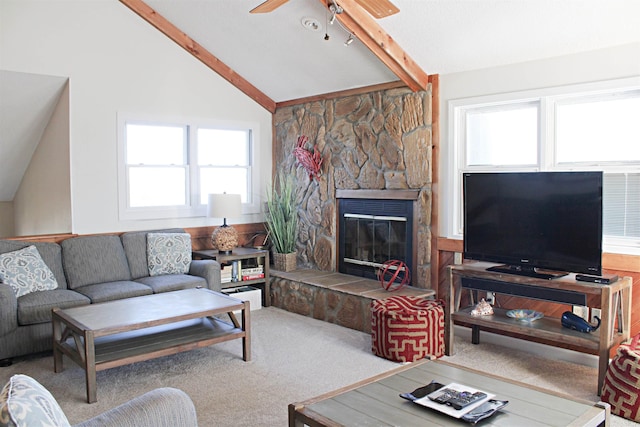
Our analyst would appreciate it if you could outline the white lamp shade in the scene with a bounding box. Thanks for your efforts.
[207,193,242,219]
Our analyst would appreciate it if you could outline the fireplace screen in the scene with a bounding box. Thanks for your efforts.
[338,198,413,282]
[343,214,407,267]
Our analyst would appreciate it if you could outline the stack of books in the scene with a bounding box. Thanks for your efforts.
[241,266,264,281]
[221,264,233,283]
[222,261,265,283]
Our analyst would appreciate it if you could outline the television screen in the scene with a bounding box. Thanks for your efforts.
[463,171,603,278]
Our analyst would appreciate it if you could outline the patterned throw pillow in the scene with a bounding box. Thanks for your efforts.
[147,233,192,277]
[0,374,71,427]
[0,246,58,298]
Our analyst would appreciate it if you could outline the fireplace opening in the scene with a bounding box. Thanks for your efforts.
[338,197,414,283]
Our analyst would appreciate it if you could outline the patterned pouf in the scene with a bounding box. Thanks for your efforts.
[601,335,640,421]
[371,296,445,362]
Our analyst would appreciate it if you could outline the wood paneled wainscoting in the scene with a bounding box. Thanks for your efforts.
[6,223,269,249]
[437,237,639,358]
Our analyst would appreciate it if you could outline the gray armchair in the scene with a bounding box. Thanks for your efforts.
[0,374,198,427]
[75,387,198,427]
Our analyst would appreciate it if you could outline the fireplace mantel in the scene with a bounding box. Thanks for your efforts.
[336,189,420,200]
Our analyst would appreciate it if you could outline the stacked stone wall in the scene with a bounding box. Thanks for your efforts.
[273,86,433,288]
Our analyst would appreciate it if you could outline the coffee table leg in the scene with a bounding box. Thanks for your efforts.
[228,312,240,328]
[242,301,251,361]
[84,331,97,403]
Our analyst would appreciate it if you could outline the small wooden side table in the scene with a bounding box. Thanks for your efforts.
[193,247,271,306]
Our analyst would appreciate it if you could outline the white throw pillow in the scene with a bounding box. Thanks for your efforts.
[0,245,58,298]
[147,233,192,277]
[0,374,71,427]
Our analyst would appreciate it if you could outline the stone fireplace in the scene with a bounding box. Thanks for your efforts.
[273,84,434,289]
[337,189,419,283]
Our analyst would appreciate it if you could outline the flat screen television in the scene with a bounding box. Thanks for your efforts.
[463,171,603,279]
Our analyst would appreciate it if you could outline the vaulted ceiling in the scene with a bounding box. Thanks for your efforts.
[1,0,639,202]
[130,0,640,109]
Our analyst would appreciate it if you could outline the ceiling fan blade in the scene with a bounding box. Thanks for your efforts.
[354,0,399,18]
[250,0,290,14]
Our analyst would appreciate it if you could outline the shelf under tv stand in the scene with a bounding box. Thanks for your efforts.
[444,261,632,395]
[486,264,568,280]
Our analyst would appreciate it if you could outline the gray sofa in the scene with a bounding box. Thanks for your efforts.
[0,229,220,364]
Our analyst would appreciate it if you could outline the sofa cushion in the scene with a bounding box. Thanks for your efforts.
[136,274,205,294]
[0,241,67,290]
[73,281,152,303]
[121,228,186,280]
[0,246,58,298]
[61,236,131,289]
[147,233,192,277]
[0,374,71,427]
[17,289,90,326]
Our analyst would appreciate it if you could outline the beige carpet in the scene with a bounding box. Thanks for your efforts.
[1,307,635,426]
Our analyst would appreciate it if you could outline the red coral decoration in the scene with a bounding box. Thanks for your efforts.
[294,135,323,181]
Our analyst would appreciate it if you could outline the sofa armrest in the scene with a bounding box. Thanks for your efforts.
[73,388,198,427]
[0,284,18,335]
[189,259,222,292]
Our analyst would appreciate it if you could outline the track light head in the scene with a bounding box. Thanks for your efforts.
[344,34,354,46]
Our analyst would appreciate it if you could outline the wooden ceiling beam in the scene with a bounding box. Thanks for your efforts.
[119,0,276,113]
[250,0,290,14]
[320,0,429,92]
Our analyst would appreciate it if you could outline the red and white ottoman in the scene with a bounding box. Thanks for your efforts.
[601,334,640,421]
[371,296,445,363]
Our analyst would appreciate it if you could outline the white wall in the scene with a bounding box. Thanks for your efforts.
[439,43,640,238]
[14,83,72,236]
[0,202,14,237]
[0,0,272,235]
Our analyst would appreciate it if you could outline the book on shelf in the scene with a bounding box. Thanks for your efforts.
[221,263,233,283]
[241,273,265,281]
[241,266,263,274]
[232,261,240,281]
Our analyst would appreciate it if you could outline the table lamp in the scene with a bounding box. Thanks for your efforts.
[208,193,242,254]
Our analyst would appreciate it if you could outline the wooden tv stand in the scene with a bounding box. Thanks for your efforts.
[445,261,632,395]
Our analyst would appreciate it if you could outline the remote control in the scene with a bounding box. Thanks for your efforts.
[428,388,457,404]
[447,391,488,410]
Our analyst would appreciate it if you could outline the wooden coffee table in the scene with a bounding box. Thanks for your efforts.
[289,359,610,426]
[52,288,250,403]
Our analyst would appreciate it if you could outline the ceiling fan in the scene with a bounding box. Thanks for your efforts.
[250,0,399,19]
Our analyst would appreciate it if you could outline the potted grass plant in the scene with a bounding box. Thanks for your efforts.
[265,173,298,271]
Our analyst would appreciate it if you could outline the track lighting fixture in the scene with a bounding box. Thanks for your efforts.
[329,3,343,25]
[344,34,354,46]
[323,2,353,45]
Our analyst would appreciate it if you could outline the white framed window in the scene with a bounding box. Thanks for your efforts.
[449,77,640,254]
[124,123,189,209]
[464,101,540,168]
[197,128,251,205]
[117,114,260,221]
